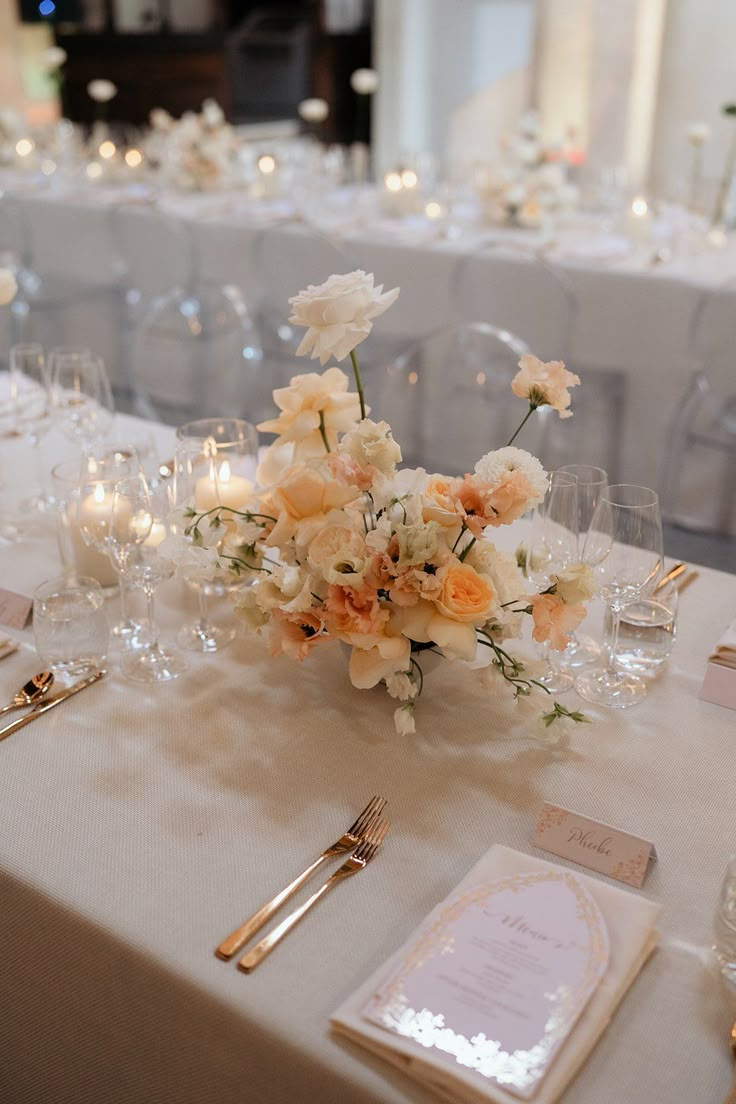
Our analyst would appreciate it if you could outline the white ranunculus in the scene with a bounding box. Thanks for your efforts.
[288,270,399,365]
[42,46,67,71]
[340,418,401,474]
[87,79,118,104]
[298,98,329,123]
[350,68,379,95]
[0,268,18,306]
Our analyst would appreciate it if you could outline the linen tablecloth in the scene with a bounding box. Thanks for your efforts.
[1,415,735,1104]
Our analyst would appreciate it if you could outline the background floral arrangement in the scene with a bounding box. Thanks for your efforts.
[147,99,239,192]
[165,270,592,735]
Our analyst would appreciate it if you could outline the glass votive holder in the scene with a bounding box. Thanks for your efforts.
[175,417,258,513]
[33,576,109,681]
[614,579,678,677]
[713,855,736,989]
[51,459,119,590]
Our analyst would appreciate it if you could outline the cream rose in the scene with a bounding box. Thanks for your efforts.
[257,366,361,456]
[511,354,581,418]
[266,464,360,546]
[288,270,399,365]
[339,418,401,475]
[307,524,367,586]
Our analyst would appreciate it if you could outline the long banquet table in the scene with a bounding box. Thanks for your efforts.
[1,413,736,1104]
[2,176,736,494]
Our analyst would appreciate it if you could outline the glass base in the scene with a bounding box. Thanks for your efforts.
[120,644,186,683]
[19,491,55,515]
[575,664,648,708]
[178,619,236,653]
[562,632,602,669]
[536,664,575,694]
[111,617,153,652]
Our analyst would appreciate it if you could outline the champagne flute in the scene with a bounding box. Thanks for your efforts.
[557,464,608,667]
[525,470,579,693]
[50,348,114,450]
[10,343,55,524]
[109,474,186,683]
[576,484,663,708]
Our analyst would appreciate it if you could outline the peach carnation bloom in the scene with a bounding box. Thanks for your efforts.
[511,354,581,418]
[454,476,497,537]
[529,593,585,651]
[324,584,389,636]
[268,609,326,660]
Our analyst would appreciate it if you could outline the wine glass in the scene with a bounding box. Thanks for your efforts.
[557,464,608,667]
[109,473,185,683]
[75,449,147,647]
[525,470,579,693]
[576,484,663,708]
[50,348,114,450]
[174,418,258,653]
[10,343,55,526]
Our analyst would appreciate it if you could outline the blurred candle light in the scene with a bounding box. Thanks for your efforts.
[385,172,402,192]
[86,162,103,180]
[15,138,34,158]
[401,169,418,189]
[99,140,116,160]
[425,200,444,220]
[40,159,57,176]
[258,154,276,175]
[631,195,648,217]
[125,148,143,168]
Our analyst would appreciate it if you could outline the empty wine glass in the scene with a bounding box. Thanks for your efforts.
[75,449,147,647]
[525,470,579,693]
[109,473,185,683]
[557,464,608,667]
[50,347,114,450]
[10,343,55,528]
[576,484,663,708]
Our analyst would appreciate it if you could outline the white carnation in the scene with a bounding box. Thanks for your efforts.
[474,446,548,499]
[385,671,418,701]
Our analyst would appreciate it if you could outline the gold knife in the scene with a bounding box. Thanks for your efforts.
[0,669,106,743]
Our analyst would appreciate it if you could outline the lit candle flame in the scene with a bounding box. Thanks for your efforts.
[93,483,106,504]
[219,460,231,485]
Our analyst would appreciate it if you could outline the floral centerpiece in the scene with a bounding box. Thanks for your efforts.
[148,99,239,192]
[165,271,591,735]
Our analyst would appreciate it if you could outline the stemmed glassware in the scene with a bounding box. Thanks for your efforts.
[525,470,579,694]
[109,473,185,683]
[10,343,55,525]
[557,464,608,667]
[74,449,147,647]
[576,484,663,708]
[174,418,258,654]
[50,347,114,450]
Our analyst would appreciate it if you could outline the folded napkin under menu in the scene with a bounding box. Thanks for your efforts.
[331,845,661,1104]
[708,620,736,670]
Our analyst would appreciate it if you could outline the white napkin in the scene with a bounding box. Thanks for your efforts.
[331,845,661,1104]
[708,620,736,670]
[0,635,18,661]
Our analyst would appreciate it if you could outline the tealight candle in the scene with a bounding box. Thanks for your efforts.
[194,459,253,512]
[72,483,118,587]
[627,195,652,245]
[256,153,280,198]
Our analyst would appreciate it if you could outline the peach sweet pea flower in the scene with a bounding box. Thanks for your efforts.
[288,270,399,365]
[257,367,361,456]
[268,608,326,660]
[529,593,585,651]
[511,354,581,418]
[324,584,389,636]
[264,464,360,545]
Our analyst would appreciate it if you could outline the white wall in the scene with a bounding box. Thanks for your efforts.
[650,0,736,205]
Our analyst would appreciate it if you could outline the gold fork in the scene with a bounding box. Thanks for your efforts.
[238,817,389,972]
[215,795,386,960]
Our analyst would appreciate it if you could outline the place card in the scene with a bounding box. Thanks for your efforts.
[0,589,32,632]
[362,869,609,1100]
[534,802,656,888]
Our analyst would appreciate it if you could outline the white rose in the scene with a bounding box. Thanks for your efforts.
[288,270,399,366]
[298,98,329,123]
[87,79,118,104]
[340,418,402,475]
[552,563,595,605]
[0,268,18,306]
[350,68,379,95]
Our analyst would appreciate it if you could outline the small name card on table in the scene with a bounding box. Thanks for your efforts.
[0,589,32,632]
[534,802,656,887]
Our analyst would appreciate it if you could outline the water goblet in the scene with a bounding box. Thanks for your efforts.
[10,343,55,522]
[109,473,185,683]
[557,464,608,667]
[576,484,663,708]
[33,575,108,683]
[525,470,579,694]
[50,347,114,450]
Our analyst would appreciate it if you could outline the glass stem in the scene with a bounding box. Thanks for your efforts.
[119,577,132,623]
[197,584,210,631]
[32,435,49,499]
[144,588,158,651]
[607,604,622,670]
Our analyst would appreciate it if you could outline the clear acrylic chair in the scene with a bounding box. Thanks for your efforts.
[125,209,263,426]
[377,320,550,475]
[661,276,736,535]
[448,239,626,478]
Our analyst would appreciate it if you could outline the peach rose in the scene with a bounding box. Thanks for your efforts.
[423,474,463,528]
[529,593,585,651]
[434,562,497,623]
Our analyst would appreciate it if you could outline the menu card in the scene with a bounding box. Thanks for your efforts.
[332,846,661,1104]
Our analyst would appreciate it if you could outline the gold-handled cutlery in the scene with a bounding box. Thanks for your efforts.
[654,563,686,592]
[0,669,106,743]
[215,794,387,961]
[676,570,699,594]
[723,1018,736,1104]
[0,671,54,717]
[238,818,390,973]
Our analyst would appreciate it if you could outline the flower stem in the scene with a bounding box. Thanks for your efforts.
[458,536,476,562]
[350,349,367,420]
[506,405,536,447]
[712,124,736,226]
[318,410,331,453]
